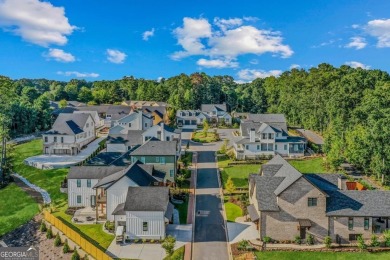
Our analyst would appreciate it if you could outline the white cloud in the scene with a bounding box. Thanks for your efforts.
[345,36,367,50]
[0,0,76,47]
[142,28,155,41]
[249,59,259,65]
[365,18,390,47]
[345,61,370,69]
[44,48,75,62]
[57,71,99,78]
[351,24,360,29]
[196,58,238,68]
[290,64,300,69]
[171,17,292,63]
[237,69,282,82]
[106,49,127,64]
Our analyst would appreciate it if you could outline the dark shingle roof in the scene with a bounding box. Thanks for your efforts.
[131,139,177,156]
[124,186,170,212]
[247,204,260,221]
[112,203,125,215]
[86,152,132,166]
[255,176,284,211]
[46,113,90,135]
[107,131,144,146]
[201,104,227,112]
[68,166,125,179]
[245,114,287,132]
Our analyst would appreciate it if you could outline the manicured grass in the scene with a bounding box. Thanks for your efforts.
[0,183,40,236]
[191,131,219,143]
[289,158,327,173]
[255,251,390,260]
[221,165,260,188]
[54,210,114,250]
[164,246,185,260]
[175,195,189,224]
[224,202,243,222]
[13,139,69,208]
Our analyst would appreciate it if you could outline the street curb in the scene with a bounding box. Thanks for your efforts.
[190,151,198,260]
[215,152,233,260]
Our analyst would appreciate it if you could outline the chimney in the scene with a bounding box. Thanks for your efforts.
[161,123,165,141]
[138,110,143,130]
[338,175,347,190]
[250,128,255,142]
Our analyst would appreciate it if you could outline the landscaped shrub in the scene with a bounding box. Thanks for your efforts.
[83,255,89,260]
[71,247,80,260]
[134,239,139,243]
[383,230,390,247]
[294,235,301,245]
[324,236,332,248]
[63,239,70,254]
[142,238,147,243]
[238,239,249,250]
[370,234,380,247]
[162,235,176,256]
[306,234,314,245]
[104,221,115,232]
[357,235,367,251]
[263,236,272,243]
[40,221,47,232]
[54,232,62,247]
[46,226,53,239]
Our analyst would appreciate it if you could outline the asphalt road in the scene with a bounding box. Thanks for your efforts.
[192,145,229,260]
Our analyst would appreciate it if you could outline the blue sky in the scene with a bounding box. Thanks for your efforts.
[0,0,390,82]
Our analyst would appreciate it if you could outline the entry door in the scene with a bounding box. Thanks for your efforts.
[91,195,96,207]
[300,227,306,239]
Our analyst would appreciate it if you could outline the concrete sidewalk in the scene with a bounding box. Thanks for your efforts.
[24,137,105,169]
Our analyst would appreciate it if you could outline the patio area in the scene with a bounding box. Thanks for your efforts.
[72,207,99,224]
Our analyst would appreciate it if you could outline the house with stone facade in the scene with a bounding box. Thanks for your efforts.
[233,114,306,159]
[248,155,390,244]
[42,113,96,155]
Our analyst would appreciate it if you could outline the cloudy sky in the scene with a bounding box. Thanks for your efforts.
[0,0,389,82]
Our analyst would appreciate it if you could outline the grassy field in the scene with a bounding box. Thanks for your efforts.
[255,251,390,260]
[0,183,40,236]
[13,139,69,207]
[192,131,219,143]
[224,202,243,222]
[289,157,327,173]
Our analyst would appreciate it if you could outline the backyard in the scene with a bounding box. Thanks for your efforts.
[288,157,327,173]
[255,251,390,260]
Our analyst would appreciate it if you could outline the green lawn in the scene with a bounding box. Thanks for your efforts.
[175,195,189,224]
[13,139,69,208]
[289,158,327,173]
[0,183,40,236]
[224,202,243,222]
[191,131,219,143]
[255,251,390,260]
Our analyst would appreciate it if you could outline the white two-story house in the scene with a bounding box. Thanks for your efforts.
[42,113,96,155]
[201,103,232,125]
[233,114,306,159]
[176,110,208,129]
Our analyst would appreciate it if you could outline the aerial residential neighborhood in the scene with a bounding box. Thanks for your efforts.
[1,1,390,260]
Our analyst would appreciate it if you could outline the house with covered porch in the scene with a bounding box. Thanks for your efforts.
[248,155,390,244]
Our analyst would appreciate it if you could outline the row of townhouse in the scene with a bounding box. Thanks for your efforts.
[248,155,390,244]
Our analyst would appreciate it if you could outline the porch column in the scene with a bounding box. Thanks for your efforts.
[95,189,98,223]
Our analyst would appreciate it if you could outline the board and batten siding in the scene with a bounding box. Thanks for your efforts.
[106,177,138,221]
[68,179,99,207]
[126,211,166,239]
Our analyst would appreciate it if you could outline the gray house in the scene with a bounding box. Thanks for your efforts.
[249,155,390,244]
[201,103,232,125]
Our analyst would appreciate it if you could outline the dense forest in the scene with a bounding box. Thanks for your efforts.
[0,63,389,181]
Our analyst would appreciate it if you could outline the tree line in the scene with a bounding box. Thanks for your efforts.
[0,63,389,180]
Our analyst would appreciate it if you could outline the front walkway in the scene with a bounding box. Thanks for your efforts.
[24,137,105,169]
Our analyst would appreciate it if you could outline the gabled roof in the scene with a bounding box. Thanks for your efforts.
[245,114,287,132]
[107,130,144,147]
[124,186,170,212]
[46,113,91,135]
[93,161,158,189]
[116,111,152,124]
[131,139,177,156]
[201,103,227,113]
[68,166,125,179]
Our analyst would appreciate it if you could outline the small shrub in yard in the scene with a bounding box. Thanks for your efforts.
[238,239,249,250]
[71,247,80,260]
[370,234,380,247]
[134,239,139,243]
[83,255,89,260]
[324,236,332,248]
[63,239,70,254]
[54,232,62,247]
[384,230,390,247]
[142,238,147,243]
[263,236,272,243]
[294,235,301,245]
[357,235,367,251]
[150,239,155,243]
[40,221,47,232]
[306,234,314,245]
[46,226,53,239]
[162,235,176,256]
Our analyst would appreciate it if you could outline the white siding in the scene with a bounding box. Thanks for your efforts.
[68,179,99,207]
[106,177,138,221]
[126,211,166,239]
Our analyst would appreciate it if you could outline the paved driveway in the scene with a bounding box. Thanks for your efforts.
[227,220,258,244]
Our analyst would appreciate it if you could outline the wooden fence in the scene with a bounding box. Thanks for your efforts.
[44,211,113,260]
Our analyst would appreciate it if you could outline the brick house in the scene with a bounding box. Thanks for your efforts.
[248,155,390,244]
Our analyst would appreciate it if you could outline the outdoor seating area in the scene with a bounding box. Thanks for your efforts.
[72,207,99,224]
